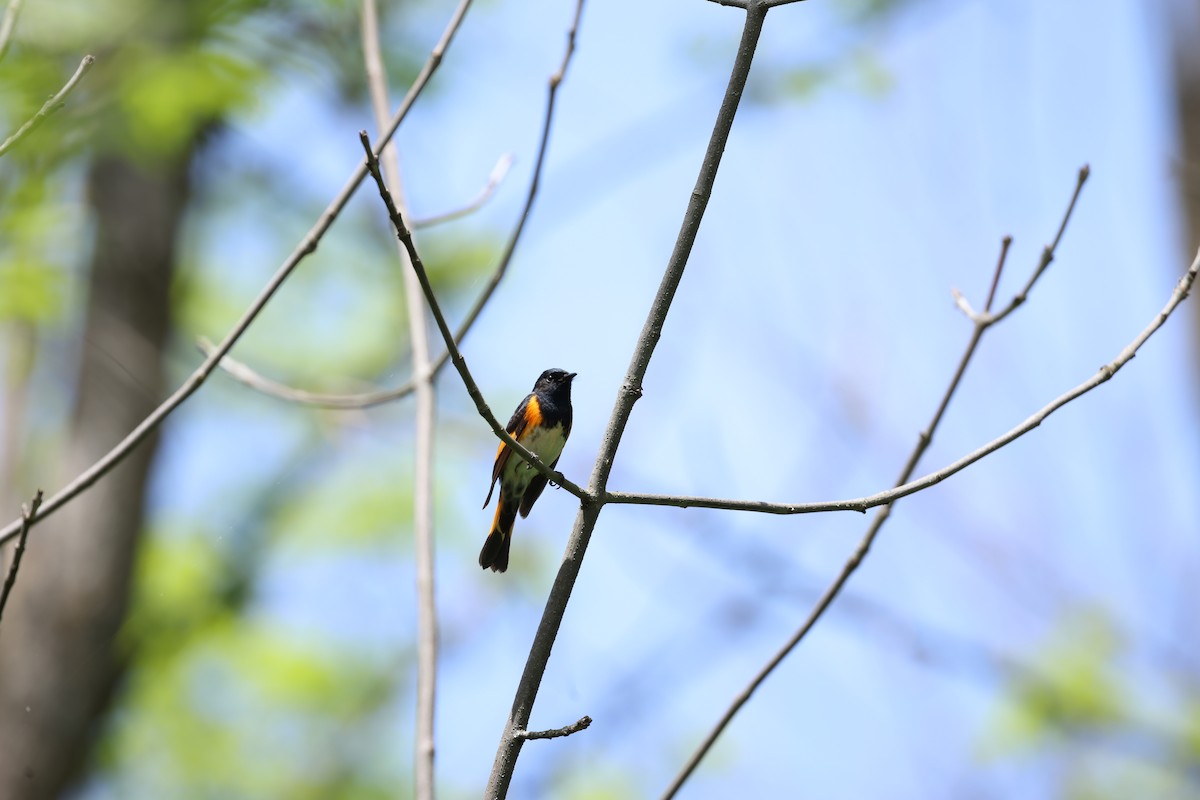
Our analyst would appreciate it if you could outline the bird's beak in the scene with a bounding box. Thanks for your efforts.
[566,372,577,380]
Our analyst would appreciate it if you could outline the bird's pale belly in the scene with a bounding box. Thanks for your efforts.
[502,422,566,494]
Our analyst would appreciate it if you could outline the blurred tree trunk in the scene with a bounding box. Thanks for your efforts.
[0,149,195,797]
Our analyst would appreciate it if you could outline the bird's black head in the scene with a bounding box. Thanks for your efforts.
[534,368,576,396]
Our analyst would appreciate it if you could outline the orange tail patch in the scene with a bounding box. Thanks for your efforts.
[479,494,519,572]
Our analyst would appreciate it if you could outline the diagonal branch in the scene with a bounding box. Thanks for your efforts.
[358,131,590,504]
[0,55,94,157]
[485,3,769,797]
[0,490,41,626]
[0,0,476,547]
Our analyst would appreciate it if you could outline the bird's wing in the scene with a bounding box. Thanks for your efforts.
[482,392,538,508]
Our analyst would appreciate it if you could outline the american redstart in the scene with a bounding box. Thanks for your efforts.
[479,368,576,572]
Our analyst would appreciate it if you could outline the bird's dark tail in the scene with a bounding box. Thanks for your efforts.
[479,494,519,572]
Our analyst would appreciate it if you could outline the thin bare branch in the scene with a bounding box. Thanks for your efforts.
[485,4,767,797]
[0,0,23,61]
[0,0,476,547]
[412,153,514,228]
[361,2,439,798]
[984,234,1013,313]
[0,55,94,157]
[659,246,1200,799]
[197,337,414,409]
[358,131,591,504]
[0,490,41,625]
[987,164,1090,324]
[515,715,592,741]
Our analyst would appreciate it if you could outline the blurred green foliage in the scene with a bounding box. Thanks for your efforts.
[986,611,1124,754]
[984,609,1200,799]
[0,0,500,795]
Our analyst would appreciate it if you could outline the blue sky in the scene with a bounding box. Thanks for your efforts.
[138,0,1200,796]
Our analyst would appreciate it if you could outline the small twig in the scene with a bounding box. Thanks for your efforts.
[0,0,23,62]
[0,0,476,548]
[358,131,590,504]
[514,715,592,741]
[984,235,1013,313]
[412,153,514,228]
[0,490,42,625]
[0,55,95,157]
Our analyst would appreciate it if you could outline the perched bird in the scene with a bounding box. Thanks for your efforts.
[480,368,576,573]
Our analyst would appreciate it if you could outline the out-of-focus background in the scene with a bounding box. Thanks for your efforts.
[0,0,1197,797]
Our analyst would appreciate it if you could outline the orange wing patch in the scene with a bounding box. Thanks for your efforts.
[522,394,543,430]
[484,395,543,507]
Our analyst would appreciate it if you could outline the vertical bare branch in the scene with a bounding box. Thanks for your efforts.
[0,0,476,548]
[361,1,438,797]
[0,490,40,625]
